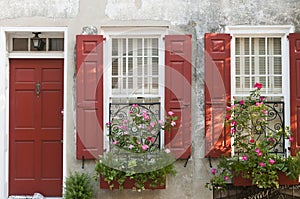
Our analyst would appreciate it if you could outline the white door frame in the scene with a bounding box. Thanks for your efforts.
[0,27,68,198]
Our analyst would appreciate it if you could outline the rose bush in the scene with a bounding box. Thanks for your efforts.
[95,104,177,191]
[206,83,300,190]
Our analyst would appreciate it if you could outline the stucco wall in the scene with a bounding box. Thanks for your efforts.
[0,0,300,199]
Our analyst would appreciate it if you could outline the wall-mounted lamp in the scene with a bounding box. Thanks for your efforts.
[32,32,43,49]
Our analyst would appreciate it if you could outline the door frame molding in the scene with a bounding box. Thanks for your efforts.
[0,27,68,198]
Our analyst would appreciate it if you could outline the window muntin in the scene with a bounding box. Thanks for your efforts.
[235,37,282,96]
[111,37,159,96]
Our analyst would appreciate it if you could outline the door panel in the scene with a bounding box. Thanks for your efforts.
[9,59,63,197]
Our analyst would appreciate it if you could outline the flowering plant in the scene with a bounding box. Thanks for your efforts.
[95,104,177,191]
[206,83,300,190]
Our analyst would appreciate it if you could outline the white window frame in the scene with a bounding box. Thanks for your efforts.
[225,25,294,154]
[101,27,168,151]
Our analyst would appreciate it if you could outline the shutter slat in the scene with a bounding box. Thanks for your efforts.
[76,35,104,160]
[205,33,231,158]
[165,35,192,159]
[289,33,300,156]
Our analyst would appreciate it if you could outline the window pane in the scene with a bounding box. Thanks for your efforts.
[112,58,119,76]
[152,57,158,75]
[13,38,28,51]
[244,38,250,55]
[268,38,281,55]
[152,77,158,89]
[128,39,133,56]
[235,57,240,75]
[235,38,240,55]
[112,77,118,89]
[128,57,133,75]
[152,39,158,56]
[259,57,266,74]
[137,38,143,56]
[244,57,250,75]
[112,39,118,56]
[48,38,64,51]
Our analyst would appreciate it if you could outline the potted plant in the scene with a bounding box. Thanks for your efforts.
[206,83,300,190]
[63,171,94,199]
[95,104,177,191]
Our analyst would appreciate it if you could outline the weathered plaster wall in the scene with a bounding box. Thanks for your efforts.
[0,0,79,19]
[0,0,300,199]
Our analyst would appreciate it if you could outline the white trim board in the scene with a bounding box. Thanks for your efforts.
[0,26,68,199]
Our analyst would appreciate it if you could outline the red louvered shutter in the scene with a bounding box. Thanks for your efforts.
[204,33,231,158]
[76,35,104,160]
[165,35,192,159]
[289,33,300,156]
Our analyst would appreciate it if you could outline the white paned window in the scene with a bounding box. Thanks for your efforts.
[111,37,159,96]
[226,26,293,155]
[235,37,282,96]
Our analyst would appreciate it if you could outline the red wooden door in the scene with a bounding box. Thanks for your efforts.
[9,59,63,196]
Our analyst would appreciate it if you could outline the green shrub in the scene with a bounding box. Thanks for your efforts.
[63,171,94,199]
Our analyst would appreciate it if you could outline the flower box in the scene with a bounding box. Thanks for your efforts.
[278,171,299,186]
[233,171,299,187]
[233,173,253,187]
[99,175,166,190]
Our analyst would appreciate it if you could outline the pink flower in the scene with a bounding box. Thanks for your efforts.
[171,121,176,127]
[254,82,263,89]
[143,114,150,120]
[150,121,156,128]
[165,148,171,153]
[249,139,255,143]
[226,106,231,111]
[141,144,149,151]
[289,136,294,142]
[257,151,263,156]
[269,159,275,165]
[226,115,231,120]
[158,120,164,125]
[255,102,263,106]
[211,168,217,175]
[147,137,155,143]
[224,176,229,181]
[262,110,268,115]
[231,128,236,134]
[112,140,118,145]
[132,104,138,107]
[231,104,236,109]
[242,155,248,161]
[255,148,260,153]
[128,144,134,149]
[168,111,174,116]
[129,110,133,114]
[231,120,237,126]
[258,162,265,167]
[267,137,275,142]
[260,96,265,101]
[239,100,245,105]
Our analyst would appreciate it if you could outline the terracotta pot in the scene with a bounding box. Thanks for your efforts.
[278,171,299,185]
[99,175,166,190]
